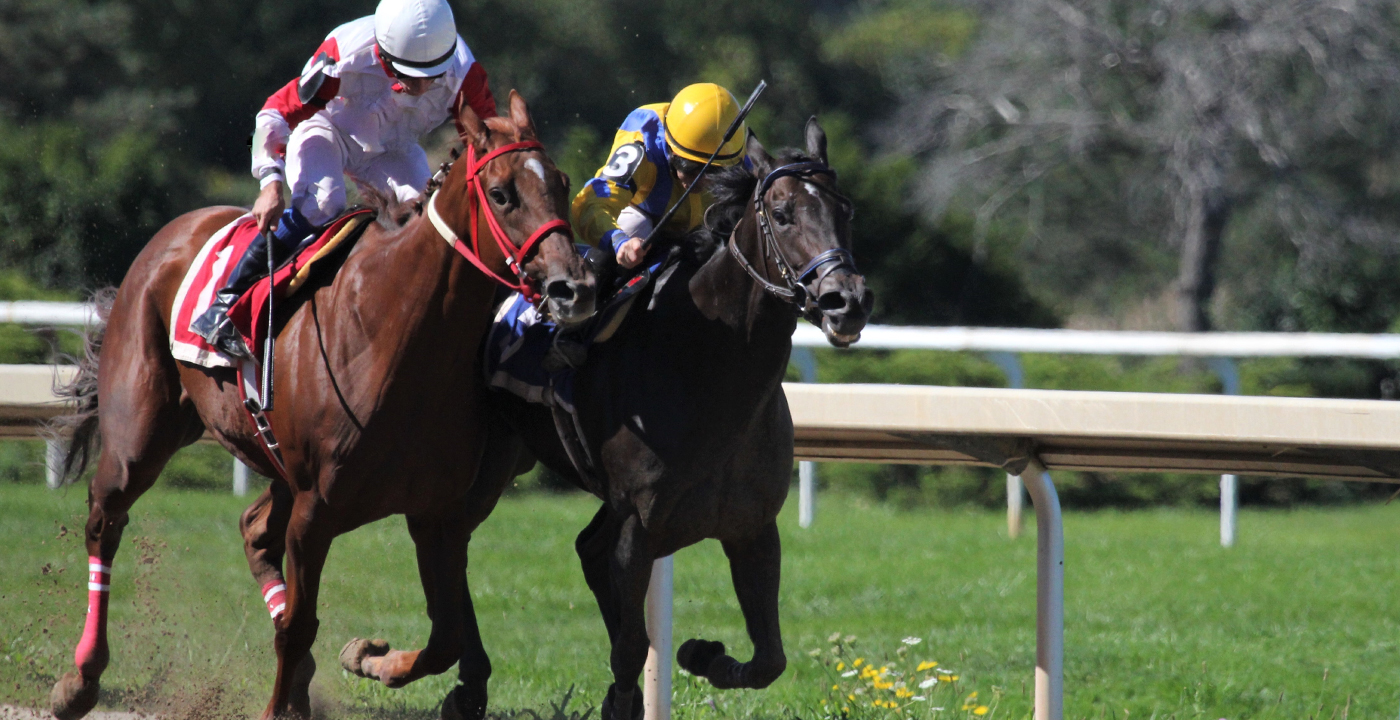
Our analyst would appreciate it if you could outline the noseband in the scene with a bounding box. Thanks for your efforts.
[426,140,571,305]
[727,161,859,318]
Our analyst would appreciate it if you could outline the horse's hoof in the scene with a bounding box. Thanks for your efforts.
[338,638,390,677]
[50,671,100,720]
[601,684,642,720]
[440,683,487,720]
[676,638,727,677]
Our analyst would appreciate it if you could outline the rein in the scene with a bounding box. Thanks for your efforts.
[727,161,858,316]
[426,140,570,305]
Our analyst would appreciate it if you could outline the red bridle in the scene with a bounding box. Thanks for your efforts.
[426,140,571,305]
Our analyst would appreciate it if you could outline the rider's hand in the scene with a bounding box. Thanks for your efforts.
[617,237,646,268]
[252,181,286,235]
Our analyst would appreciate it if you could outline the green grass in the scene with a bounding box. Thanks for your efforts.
[3,483,1400,719]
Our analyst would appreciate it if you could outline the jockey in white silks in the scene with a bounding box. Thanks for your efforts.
[192,0,498,359]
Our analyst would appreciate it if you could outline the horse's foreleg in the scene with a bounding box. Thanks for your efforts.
[677,521,786,690]
[53,427,185,719]
[264,494,332,720]
[600,513,654,720]
[242,483,294,620]
[241,483,316,709]
[344,511,471,692]
[576,506,624,642]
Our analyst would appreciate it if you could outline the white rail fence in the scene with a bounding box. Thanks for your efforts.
[790,323,1400,547]
[7,302,1399,538]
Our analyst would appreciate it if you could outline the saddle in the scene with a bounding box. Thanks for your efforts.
[170,209,375,369]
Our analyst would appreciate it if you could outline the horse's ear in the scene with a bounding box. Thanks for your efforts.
[508,90,538,139]
[805,116,828,165]
[456,90,488,148]
[746,129,774,178]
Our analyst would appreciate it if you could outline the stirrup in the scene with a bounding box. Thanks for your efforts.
[196,311,253,361]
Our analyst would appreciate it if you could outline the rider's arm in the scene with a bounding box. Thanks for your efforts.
[571,129,659,253]
[251,38,343,187]
[453,61,498,128]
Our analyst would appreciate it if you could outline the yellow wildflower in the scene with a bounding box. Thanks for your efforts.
[973,706,989,716]
[848,694,856,701]
[853,658,865,667]
[916,661,938,672]
[965,692,978,700]
[836,662,846,671]
[832,685,839,691]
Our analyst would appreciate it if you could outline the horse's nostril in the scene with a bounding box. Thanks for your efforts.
[546,280,577,302]
[817,292,847,312]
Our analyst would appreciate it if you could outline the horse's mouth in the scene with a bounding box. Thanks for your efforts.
[548,296,597,329]
[821,316,861,348]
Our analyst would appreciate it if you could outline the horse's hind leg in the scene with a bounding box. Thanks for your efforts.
[52,337,194,718]
[676,521,787,690]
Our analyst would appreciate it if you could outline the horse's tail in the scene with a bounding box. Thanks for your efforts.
[45,287,117,485]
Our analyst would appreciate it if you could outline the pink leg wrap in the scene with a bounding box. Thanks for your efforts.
[262,578,287,622]
[74,556,110,675]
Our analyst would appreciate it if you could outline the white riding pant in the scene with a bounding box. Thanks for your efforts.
[284,116,431,226]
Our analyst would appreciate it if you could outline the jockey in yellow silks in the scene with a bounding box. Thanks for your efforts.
[572,83,749,269]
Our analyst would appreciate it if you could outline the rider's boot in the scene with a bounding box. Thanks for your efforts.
[190,209,318,359]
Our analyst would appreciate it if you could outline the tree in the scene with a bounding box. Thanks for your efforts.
[888,0,1400,331]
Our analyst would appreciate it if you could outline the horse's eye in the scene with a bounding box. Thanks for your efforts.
[772,209,792,226]
[489,187,510,206]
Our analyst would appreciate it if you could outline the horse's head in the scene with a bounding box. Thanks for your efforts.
[744,119,873,347]
[450,90,596,326]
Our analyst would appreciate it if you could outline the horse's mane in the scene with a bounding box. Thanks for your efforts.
[355,181,417,230]
[685,147,818,261]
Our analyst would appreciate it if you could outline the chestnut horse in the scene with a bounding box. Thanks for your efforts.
[456,120,871,720]
[48,91,596,720]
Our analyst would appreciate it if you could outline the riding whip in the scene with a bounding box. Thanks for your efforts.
[639,79,767,251]
[261,233,276,411]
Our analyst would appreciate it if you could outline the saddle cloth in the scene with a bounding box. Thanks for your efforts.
[169,210,374,368]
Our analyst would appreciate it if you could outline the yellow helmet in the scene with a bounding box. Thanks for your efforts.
[663,83,747,166]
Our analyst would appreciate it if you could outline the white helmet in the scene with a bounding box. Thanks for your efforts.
[374,0,458,78]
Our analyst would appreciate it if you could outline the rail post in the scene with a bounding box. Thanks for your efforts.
[234,459,250,496]
[989,352,1027,539]
[1020,458,1064,720]
[45,437,63,489]
[643,555,674,720]
[792,347,819,528]
[1206,357,1241,547]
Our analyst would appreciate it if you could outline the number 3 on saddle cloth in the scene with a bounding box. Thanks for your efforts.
[169,209,375,371]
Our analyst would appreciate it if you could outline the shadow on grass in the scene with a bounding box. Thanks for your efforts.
[331,685,596,720]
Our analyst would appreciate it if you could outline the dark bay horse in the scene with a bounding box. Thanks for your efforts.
[466,119,872,720]
[49,91,595,720]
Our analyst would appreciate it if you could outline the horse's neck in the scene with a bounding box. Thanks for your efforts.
[329,207,500,355]
[687,211,798,370]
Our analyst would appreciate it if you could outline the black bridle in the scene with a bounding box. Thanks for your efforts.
[727,161,859,320]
